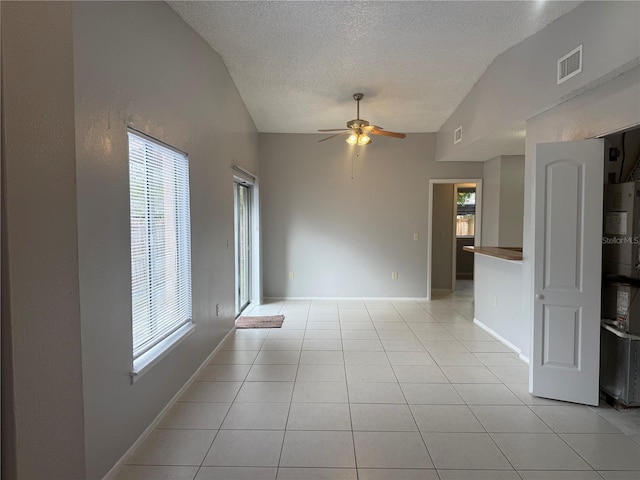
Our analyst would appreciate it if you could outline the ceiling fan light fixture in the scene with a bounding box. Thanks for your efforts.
[357,134,371,146]
[346,132,371,146]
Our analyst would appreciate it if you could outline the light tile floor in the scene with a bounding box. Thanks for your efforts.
[116,285,640,480]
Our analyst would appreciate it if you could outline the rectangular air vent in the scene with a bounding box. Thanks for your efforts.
[454,126,462,144]
[557,44,582,85]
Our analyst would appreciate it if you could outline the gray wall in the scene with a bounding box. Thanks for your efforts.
[2,2,259,479]
[432,184,455,289]
[456,238,475,277]
[481,155,525,247]
[73,3,258,478]
[259,133,483,297]
[482,157,501,245]
[499,156,525,246]
[437,1,640,162]
[1,3,86,478]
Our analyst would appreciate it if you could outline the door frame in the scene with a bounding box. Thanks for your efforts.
[427,178,483,301]
[234,180,252,315]
[233,164,262,312]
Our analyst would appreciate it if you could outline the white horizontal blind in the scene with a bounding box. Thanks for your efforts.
[128,131,192,360]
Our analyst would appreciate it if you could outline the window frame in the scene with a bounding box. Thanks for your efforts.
[127,128,194,382]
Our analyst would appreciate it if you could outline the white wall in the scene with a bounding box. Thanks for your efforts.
[522,67,640,366]
[437,1,640,162]
[1,3,86,478]
[474,255,527,359]
[259,133,484,298]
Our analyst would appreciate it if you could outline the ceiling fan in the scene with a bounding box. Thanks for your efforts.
[318,93,406,145]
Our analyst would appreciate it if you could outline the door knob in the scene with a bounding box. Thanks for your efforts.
[536,294,545,300]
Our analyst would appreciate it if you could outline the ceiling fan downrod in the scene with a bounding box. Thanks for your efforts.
[353,93,363,120]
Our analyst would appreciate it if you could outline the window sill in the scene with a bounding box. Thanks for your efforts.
[130,322,195,384]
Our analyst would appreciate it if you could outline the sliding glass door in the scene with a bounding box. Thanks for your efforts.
[235,182,251,314]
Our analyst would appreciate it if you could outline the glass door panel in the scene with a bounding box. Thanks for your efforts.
[235,182,251,314]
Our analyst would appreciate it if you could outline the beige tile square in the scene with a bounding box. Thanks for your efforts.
[358,469,439,480]
[491,433,591,470]
[221,402,289,429]
[410,404,485,432]
[158,402,230,429]
[296,364,346,382]
[276,468,357,479]
[345,364,396,383]
[180,382,242,403]
[198,364,251,382]
[245,364,298,382]
[400,383,465,405]
[299,350,344,364]
[235,382,294,403]
[353,432,433,468]
[292,381,348,403]
[440,366,500,384]
[392,365,449,383]
[114,466,199,480]
[531,406,622,434]
[347,382,406,404]
[470,405,552,433]
[561,433,640,470]
[422,432,511,470]
[202,430,284,467]
[127,429,216,466]
[438,471,520,480]
[280,431,355,467]
[196,466,277,479]
[350,404,417,431]
[286,403,351,430]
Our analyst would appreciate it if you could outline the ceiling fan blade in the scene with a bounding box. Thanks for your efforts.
[370,128,406,139]
[318,131,350,142]
[318,128,349,132]
[361,125,382,131]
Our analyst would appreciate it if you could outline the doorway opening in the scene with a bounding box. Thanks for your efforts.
[427,178,483,301]
[234,181,251,315]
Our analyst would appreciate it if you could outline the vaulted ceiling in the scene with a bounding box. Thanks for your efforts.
[168,1,581,134]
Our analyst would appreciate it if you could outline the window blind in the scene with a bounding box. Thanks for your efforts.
[128,131,192,360]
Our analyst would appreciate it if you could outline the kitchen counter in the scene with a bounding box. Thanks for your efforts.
[463,246,522,261]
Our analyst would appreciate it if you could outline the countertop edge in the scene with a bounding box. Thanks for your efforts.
[463,246,523,261]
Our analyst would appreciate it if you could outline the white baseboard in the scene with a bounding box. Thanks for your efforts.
[264,296,430,301]
[473,318,522,355]
[102,327,236,480]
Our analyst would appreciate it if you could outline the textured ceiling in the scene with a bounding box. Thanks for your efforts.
[168,1,581,134]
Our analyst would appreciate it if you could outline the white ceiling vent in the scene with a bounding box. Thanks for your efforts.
[454,126,463,144]
[557,44,582,85]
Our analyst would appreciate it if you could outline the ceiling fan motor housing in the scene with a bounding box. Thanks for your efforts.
[347,119,370,129]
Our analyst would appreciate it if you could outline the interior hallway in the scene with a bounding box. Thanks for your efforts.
[115,291,640,480]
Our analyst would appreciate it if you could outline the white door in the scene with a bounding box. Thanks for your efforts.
[531,139,604,406]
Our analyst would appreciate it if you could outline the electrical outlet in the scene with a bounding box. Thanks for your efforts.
[392,272,398,280]
[492,296,497,307]
[289,271,294,280]
[413,232,419,241]
[216,303,220,316]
